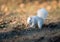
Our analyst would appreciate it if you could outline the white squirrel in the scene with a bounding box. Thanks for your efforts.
[27,8,48,29]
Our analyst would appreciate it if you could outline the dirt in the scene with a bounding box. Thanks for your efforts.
[0,21,59,42]
[0,7,60,42]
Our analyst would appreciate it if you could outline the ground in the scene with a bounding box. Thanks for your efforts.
[0,8,60,42]
[0,1,60,42]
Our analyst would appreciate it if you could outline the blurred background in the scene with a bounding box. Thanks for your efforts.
[0,0,60,42]
[0,0,60,30]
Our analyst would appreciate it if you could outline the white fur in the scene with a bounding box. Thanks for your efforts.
[37,8,48,19]
[27,8,48,29]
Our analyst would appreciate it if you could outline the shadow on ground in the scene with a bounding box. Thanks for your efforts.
[0,22,60,42]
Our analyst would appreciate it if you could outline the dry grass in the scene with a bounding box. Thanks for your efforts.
[0,1,60,29]
[0,1,60,42]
